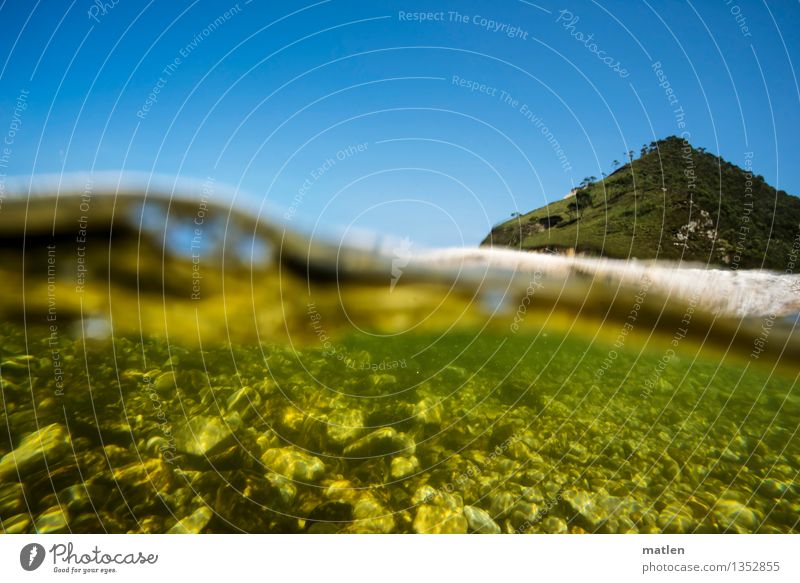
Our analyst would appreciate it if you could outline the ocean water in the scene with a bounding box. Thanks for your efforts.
[0,187,797,534]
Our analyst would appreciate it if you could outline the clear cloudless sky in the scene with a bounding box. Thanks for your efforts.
[1,0,799,247]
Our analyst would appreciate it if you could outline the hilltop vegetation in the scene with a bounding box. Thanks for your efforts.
[482,136,800,270]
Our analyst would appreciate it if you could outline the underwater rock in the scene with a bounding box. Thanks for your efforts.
[154,371,177,394]
[145,436,176,461]
[266,472,298,506]
[4,410,40,443]
[210,478,273,532]
[173,415,238,457]
[102,444,134,467]
[226,386,262,417]
[413,397,442,428]
[2,513,30,533]
[463,505,501,534]
[390,455,420,479]
[541,516,568,534]
[326,408,365,447]
[488,422,519,449]
[168,506,213,534]
[61,484,109,515]
[412,485,442,506]
[413,505,467,534]
[488,491,516,520]
[278,407,307,437]
[0,482,26,517]
[507,501,541,532]
[0,423,70,482]
[756,478,790,499]
[565,442,590,464]
[34,506,69,534]
[369,373,397,390]
[411,484,466,533]
[351,498,395,533]
[262,448,326,483]
[343,427,415,459]
[113,459,175,499]
[713,499,760,533]
[324,479,360,504]
[561,489,609,532]
[658,502,697,533]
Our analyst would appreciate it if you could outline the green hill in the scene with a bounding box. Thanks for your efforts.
[481,136,800,270]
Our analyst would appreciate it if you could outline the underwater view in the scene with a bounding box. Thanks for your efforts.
[1,187,797,535]
[2,6,800,564]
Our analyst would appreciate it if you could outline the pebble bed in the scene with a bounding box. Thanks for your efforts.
[1,327,798,534]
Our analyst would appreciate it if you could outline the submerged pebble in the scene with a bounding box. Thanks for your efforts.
[463,505,501,534]
[390,455,420,479]
[343,427,415,458]
[262,448,326,483]
[326,408,365,447]
[168,507,213,534]
[713,499,761,533]
[34,506,69,534]
[414,505,468,534]
[174,415,238,457]
[0,424,70,482]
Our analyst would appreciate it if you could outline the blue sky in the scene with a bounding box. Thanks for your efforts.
[1,0,798,247]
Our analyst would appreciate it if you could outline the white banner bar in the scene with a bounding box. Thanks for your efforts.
[1,534,798,582]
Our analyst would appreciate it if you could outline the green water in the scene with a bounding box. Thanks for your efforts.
[1,316,797,534]
[0,191,797,534]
